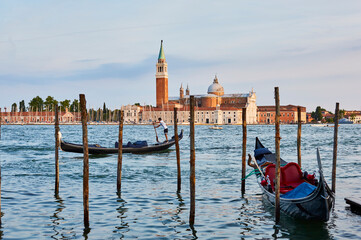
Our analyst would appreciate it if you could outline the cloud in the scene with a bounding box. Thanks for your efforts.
[0,54,223,86]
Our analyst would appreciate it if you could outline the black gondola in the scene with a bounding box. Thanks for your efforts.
[250,137,334,221]
[60,130,183,154]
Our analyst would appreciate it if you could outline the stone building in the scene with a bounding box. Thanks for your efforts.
[121,105,142,124]
[257,105,306,124]
[0,109,80,124]
[344,110,361,123]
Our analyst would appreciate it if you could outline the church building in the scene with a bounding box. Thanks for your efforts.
[142,41,258,124]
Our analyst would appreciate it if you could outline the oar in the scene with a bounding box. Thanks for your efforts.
[153,123,160,143]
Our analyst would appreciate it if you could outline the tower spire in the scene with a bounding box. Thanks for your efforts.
[158,40,165,60]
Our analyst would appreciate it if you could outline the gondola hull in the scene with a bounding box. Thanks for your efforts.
[253,137,334,221]
[257,173,333,221]
[60,130,183,154]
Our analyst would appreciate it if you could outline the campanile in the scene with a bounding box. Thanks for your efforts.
[156,40,168,107]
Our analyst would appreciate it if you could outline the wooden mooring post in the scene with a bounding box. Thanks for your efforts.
[241,108,247,195]
[332,102,339,193]
[297,106,302,167]
[117,110,124,196]
[189,96,196,227]
[80,94,90,229]
[274,87,281,223]
[174,107,181,193]
[55,104,60,196]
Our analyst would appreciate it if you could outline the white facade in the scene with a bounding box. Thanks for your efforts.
[141,107,256,125]
[349,115,361,123]
[246,91,257,124]
[121,105,141,124]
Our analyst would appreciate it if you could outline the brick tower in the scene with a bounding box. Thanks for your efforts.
[156,40,168,107]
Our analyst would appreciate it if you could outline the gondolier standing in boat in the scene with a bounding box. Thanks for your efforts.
[154,118,168,142]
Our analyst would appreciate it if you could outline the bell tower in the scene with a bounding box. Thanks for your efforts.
[186,84,190,96]
[180,84,184,99]
[156,40,168,107]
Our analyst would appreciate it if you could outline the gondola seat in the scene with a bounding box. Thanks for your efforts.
[281,162,305,190]
[264,164,277,191]
[264,162,305,193]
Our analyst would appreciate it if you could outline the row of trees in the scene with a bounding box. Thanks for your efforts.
[87,108,123,122]
[10,96,79,113]
[9,96,116,122]
[8,96,110,112]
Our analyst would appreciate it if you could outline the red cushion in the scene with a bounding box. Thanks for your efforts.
[281,162,305,189]
[264,164,276,191]
[264,162,304,193]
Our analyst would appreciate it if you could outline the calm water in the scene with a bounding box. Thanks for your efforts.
[0,124,360,239]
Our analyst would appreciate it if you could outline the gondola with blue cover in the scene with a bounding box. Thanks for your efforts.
[249,137,334,221]
[60,130,183,154]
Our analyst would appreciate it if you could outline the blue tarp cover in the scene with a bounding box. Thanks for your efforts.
[254,148,272,158]
[115,141,148,148]
[281,182,316,199]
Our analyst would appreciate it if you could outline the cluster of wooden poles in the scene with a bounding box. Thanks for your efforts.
[241,87,340,223]
[54,94,197,229]
[0,89,340,227]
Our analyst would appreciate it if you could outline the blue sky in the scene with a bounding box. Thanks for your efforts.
[1,0,361,111]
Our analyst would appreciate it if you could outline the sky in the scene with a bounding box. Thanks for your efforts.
[1,0,361,112]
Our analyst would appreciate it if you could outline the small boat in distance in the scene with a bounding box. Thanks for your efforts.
[60,130,183,154]
[209,125,223,130]
[339,118,353,124]
[249,137,334,221]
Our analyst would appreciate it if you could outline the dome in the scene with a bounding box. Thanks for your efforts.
[207,75,224,96]
[202,93,218,98]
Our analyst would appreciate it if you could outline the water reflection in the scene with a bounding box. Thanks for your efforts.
[262,200,331,239]
[173,193,185,223]
[114,197,129,238]
[50,195,66,239]
[278,217,331,240]
[174,192,196,239]
[82,226,91,240]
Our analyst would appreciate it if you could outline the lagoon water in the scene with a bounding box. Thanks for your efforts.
[0,124,360,239]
